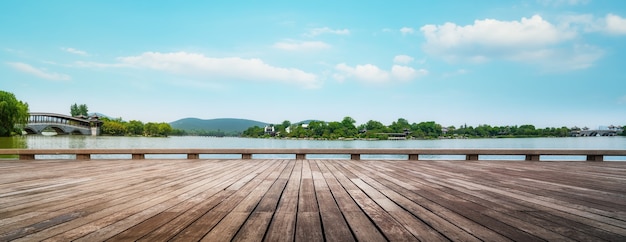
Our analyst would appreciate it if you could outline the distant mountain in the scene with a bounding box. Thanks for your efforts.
[89,112,112,119]
[170,118,268,133]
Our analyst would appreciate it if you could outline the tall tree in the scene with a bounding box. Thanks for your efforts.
[70,103,89,116]
[70,103,79,116]
[0,91,29,136]
[78,104,88,116]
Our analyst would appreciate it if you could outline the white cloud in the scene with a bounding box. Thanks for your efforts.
[304,27,350,37]
[391,65,428,81]
[442,69,469,78]
[116,52,321,89]
[604,14,626,35]
[420,15,605,70]
[272,40,331,51]
[7,62,71,81]
[538,0,590,6]
[560,13,626,35]
[334,63,427,84]
[393,55,414,64]
[61,47,88,56]
[400,27,415,35]
[421,15,575,53]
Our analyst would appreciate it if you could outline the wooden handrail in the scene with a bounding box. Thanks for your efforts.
[1,148,626,161]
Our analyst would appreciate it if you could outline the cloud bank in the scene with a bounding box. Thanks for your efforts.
[334,63,427,84]
[7,62,71,81]
[420,14,605,70]
[117,52,321,89]
[273,40,331,51]
[61,47,89,56]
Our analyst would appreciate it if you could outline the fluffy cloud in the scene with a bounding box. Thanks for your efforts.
[7,62,71,81]
[420,15,605,70]
[334,63,427,84]
[393,55,414,64]
[421,15,575,54]
[304,27,350,37]
[272,40,331,51]
[117,52,321,89]
[61,47,88,56]
[605,14,626,35]
[538,0,590,6]
[560,13,626,35]
[400,27,415,35]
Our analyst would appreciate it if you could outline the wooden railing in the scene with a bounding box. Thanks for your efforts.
[1,148,626,161]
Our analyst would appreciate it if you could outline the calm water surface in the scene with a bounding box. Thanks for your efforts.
[1,135,625,160]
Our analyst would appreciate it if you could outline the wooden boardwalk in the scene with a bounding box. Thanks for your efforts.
[0,159,625,241]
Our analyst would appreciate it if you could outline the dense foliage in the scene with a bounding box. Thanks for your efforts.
[243,117,581,140]
[70,103,89,117]
[0,91,29,136]
[100,117,174,137]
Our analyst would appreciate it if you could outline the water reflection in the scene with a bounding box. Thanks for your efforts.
[0,136,28,149]
[0,136,27,158]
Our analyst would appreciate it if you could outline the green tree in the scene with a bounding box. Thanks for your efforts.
[341,116,358,137]
[389,118,410,133]
[127,120,144,135]
[70,103,89,116]
[157,123,173,137]
[412,121,442,138]
[0,91,29,136]
[100,118,127,136]
[243,126,265,137]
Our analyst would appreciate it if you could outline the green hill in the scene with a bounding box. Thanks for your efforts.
[170,118,268,133]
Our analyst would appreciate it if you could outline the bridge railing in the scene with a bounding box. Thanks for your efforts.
[1,148,625,161]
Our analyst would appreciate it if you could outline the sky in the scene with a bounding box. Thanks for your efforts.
[1,0,625,128]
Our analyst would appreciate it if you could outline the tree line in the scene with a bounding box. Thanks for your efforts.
[243,117,621,140]
[100,118,174,137]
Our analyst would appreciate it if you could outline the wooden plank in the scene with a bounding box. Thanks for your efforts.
[199,160,289,241]
[317,161,387,242]
[37,160,254,241]
[169,160,284,241]
[89,161,260,241]
[263,160,302,241]
[310,160,355,242]
[295,160,323,241]
[0,159,217,240]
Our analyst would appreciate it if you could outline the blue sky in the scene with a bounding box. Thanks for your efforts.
[2,0,625,128]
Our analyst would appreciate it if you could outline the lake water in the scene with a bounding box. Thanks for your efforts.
[1,135,625,161]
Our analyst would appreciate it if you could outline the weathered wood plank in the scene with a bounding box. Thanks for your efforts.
[317,161,388,241]
[263,160,302,241]
[295,160,323,242]
[310,160,355,242]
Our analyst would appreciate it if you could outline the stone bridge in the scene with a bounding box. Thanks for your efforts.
[24,112,102,136]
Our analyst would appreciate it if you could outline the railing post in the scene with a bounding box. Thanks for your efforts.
[242,154,252,159]
[19,154,35,160]
[296,154,306,160]
[586,155,603,162]
[466,154,479,161]
[351,154,360,160]
[76,154,91,160]
[408,154,419,161]
[525,155,540,161]
[187,154,199,159]
[132,154,145,160]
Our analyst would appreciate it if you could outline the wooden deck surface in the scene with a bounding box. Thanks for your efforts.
[0,158,625,241]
